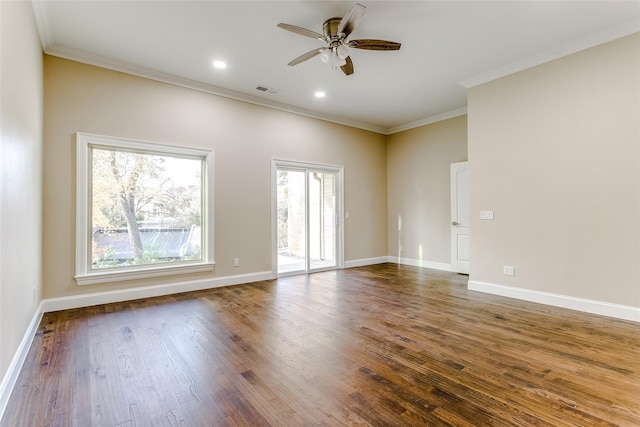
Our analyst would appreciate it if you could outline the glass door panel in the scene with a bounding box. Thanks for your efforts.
[309,172,336,270]
[277,169,306,274]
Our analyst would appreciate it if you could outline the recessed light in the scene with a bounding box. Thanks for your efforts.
[213,60,227,69]
[315,91,326,98]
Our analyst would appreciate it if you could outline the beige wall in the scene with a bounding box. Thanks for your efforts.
[43,56,388,299]
[467,33,640,307]
[0,1,43,379]
[387,116,468,266]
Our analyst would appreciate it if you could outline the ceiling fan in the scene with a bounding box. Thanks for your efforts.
[277,3,401,76]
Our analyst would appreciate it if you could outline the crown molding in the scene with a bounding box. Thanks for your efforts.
[459,21,640,89]
[34,1,637,136]
[31,0,387,132]
[43,44,389,135]
[44,42,468,136]
[386,108,468,134]
[31,0,53,51]
[44,43,468,135]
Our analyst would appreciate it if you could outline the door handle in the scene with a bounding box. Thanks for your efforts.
[452,221,459,226]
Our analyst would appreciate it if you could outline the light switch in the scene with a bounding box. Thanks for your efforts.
[480,210,494,220]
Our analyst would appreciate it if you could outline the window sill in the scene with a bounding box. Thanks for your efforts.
[75,262,215,286]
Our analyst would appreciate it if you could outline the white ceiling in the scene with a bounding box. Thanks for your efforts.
[32,1,640,134]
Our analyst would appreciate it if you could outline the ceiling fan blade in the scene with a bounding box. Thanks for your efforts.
[338,3,366,37]
[288,48,326,66]
[340,56,354,76]
[348,39,401,51]
[277,23,325,41]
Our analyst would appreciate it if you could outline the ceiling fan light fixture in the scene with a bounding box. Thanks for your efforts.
[319,50,330,63]
[336,44,349,60]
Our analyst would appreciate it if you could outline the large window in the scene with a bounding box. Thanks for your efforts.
[75,133,214,285]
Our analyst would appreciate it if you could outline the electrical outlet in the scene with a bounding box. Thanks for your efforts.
[233,258,240,267]
[503,266,514,276]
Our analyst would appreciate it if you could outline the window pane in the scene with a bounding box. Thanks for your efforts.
[91,148,202,270]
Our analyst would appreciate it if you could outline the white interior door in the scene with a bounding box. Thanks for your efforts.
[451,162,469,274]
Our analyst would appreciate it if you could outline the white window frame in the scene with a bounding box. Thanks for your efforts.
[75,132,214,285]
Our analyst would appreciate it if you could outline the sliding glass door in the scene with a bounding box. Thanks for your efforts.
[274,161,343,276]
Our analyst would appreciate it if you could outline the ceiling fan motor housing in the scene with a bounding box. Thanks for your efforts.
[323,17,345,46]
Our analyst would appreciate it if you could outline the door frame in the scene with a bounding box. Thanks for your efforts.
[271,159,344,276]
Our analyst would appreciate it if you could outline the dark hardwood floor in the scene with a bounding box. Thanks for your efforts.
[2,264,639,426]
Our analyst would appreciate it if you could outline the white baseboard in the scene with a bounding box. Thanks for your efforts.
[388,256,452,272]
[344,256,390,268]
[0,302,44,422]
[468,280,640,323]
[41,271,275,313]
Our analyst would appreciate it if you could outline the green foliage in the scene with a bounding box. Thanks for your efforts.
[92,246,119,269]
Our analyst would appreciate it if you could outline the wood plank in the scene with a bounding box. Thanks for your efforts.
[2,264,638,426]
